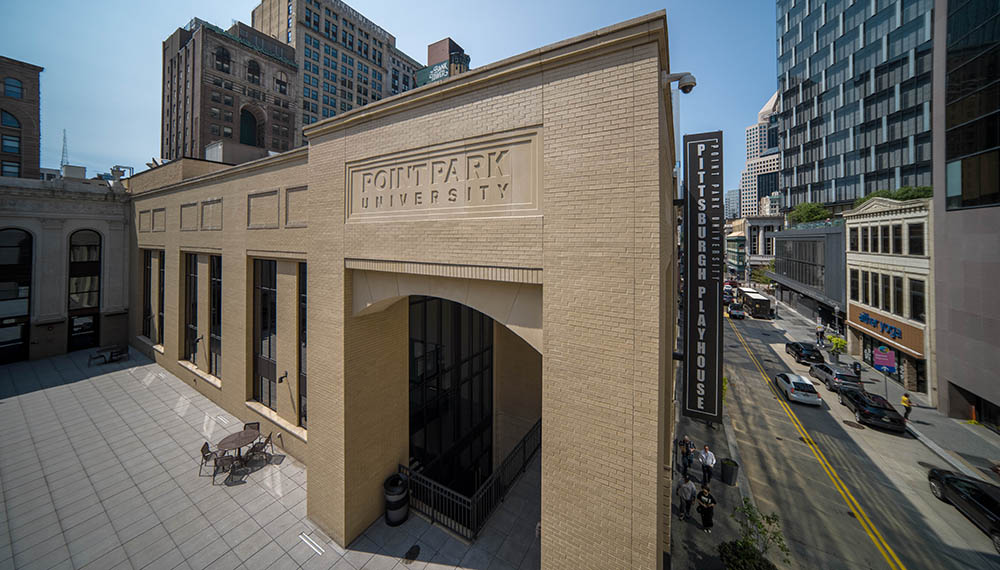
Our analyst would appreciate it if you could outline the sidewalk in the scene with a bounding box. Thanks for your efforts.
[771,296,1000,484]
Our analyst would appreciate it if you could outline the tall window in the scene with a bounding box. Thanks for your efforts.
[253,259,277,410]
[892,224,902,254]
[880,225,889,254]
[247,60,261,84]
[849,227,858,251]
[861,271,870,305]
[908,223,925,256]
[871,273,880,308]
[1,134,19,154]
[142,250,152,338]
[184,254,198,362]
[298,263,307,428]
[209,256,222,377]
[861,227,869,252]
[68,230,101,351]
[0,229,32,364]
[3,78,23,99]
[893,276,903,316]
[880,273,890,312]
[909,279,926,323]
[274,71,288,94]
[849,269,859,301]
[158,250,165,345]
[871,227,880,253]
[214,47,231,73]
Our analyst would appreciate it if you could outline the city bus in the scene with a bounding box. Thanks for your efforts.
[736,287,772,319]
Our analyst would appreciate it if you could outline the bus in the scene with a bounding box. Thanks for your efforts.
[736,287,772,319]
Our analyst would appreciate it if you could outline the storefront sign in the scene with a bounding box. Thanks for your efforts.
[683,131,724,423]
[858,312,902,339]
[873,345,897,374]
[847,303,924,358]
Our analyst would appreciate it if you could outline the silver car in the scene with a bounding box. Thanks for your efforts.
[809,363,863,392]
[774,373,823,406]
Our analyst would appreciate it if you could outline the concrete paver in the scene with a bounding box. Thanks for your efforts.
[0,350,540,570]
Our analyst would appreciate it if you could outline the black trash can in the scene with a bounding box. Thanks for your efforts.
[720,458,739,486]
[384,474,409,527]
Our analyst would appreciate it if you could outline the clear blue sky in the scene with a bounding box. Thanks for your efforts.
[0,0,777,189]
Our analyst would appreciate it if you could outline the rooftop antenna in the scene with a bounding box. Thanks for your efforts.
[60,129,69,167]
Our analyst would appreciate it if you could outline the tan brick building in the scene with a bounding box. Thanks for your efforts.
[129,12,679,568]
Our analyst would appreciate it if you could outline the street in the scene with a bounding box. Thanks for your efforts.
[724,314,1000,569]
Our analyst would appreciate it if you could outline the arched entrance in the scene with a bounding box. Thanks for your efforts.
[240,108,263,147]
[67,229,101,351]
[0,228,32,363]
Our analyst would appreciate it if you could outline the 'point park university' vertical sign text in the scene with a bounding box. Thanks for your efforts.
[683,131,724,423]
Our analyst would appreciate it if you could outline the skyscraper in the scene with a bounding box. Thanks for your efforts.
[740,92,780,217]
[725,188,740,219]
[776,0,934,212]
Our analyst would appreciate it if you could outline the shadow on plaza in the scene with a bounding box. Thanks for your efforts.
[728,318,1000,570]
[0,348,141,399]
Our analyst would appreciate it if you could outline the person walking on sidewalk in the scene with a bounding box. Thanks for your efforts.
[676,475,698,520]
[901,393,913,421]
[700,445,717,485]
[677,435,695,477]
[696,485,717,533]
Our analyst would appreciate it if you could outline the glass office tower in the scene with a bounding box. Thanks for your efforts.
[776,0,934,211]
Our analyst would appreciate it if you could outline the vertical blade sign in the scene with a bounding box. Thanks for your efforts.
[683,131,724,423]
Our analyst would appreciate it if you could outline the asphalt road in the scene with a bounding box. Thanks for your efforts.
[724,314,1000,570]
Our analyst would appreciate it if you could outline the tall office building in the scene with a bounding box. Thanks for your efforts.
[161,19,298,161]
[0,56,43,180]
[931,0,999,424]
[740,92,780,217]
[725,188,740,219]
[776,0,934,212]
[251,0,421,128]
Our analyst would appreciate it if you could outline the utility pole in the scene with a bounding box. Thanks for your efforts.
[60,130,69,167]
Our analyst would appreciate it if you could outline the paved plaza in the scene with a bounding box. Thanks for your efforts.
[0,351,541,570]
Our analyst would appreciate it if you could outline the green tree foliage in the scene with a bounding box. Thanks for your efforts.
[853,186,932,208]
[717,497,791,569]
[828,335,847,356]
[751,260,775,286]
[787,202,831,224]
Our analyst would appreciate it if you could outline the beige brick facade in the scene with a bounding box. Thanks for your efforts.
[128,12,677,568]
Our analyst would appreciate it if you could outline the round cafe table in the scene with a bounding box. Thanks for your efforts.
[217,428,259,457]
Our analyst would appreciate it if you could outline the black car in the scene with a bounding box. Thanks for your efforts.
[928,468,1000,554]
[838,387,905,432]
[785,342,825,364]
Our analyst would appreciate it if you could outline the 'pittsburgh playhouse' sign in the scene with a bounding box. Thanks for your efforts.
[683,131,725,424]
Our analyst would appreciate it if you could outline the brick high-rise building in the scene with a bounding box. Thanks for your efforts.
[776,0,933,212]
[161,18,298,161]
[251,0,421,128]
[0,56,43,180]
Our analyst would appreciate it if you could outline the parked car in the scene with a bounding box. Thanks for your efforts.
[838,387,905,432]
[786,342,825,364]
[809,363,862,392]
[774,373,822,406]
[722,293,733,305]
[728,303,746,319]
[928,468,1000,554]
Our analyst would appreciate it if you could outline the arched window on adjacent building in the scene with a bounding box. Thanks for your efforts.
[3,78,22,99]
[67,230,101,351]
[0,228,32,364]
[274,71,288,95]
[214,47,231,74]
[247,60,261,85]
[1,110,19,128]
[240,108,261,147]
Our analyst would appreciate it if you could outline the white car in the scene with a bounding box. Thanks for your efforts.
[774,373,822,406]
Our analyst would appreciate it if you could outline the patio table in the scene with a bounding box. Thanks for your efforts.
[217,428,260,457]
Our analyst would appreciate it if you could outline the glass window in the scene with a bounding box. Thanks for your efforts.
[142,250,152,338]
[1,134,19,154]
[862,271,870,305]
[298,263,307,428]
[209,255,222,377]
[849,227,858,251]
[871,226,880,253]
[0,230,32,339]
[214,47,231,73]
[158,250,164,345]
[893,276,903,316]
[1,161,18,178]
[910,279,926,323]
[253,259,277,410]
[1,111,19,128]
[880,225,890,254]
[861,227,869,252]
[67,230,101,351]
[184,253,198,363]
[946,150,1000,210]
[850,269,859,301]
[892,224,902,254]
[881,273,890,312]
[871,273,880,308]
[4,78,23,99]
[908,223,925,256]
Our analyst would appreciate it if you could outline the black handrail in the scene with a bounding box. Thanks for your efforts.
[399,418,541,540]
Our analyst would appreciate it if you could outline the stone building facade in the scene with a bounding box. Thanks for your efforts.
[0,56,43,180]
[844,198,933,401]
[128,13,678,568]
[0,176,130,364]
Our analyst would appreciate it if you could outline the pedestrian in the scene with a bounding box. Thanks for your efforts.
[677,435,695,477]
[700,445,717,485]
[676,475,698,520]
[901,392,913,421]
[852,360,862,377]
[696,485,717,533]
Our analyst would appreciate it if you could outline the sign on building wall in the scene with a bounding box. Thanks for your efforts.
[683,131,725,423]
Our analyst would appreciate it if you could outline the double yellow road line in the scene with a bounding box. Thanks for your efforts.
[728,319,907,570]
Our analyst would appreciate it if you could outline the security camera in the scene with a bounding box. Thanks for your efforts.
[662,71,697,94]
[678,73,697,93]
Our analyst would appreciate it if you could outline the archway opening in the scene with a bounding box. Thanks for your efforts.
[0,228,32,363]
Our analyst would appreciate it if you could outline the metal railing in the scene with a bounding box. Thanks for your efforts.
[399,419,541,540]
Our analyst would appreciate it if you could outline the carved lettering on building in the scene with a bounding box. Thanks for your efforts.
[346,128,541,222]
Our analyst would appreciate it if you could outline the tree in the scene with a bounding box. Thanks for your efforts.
[718,497,791,569]
[853,186,932,208]
[751,260,775,286]
[787,202,831,224]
